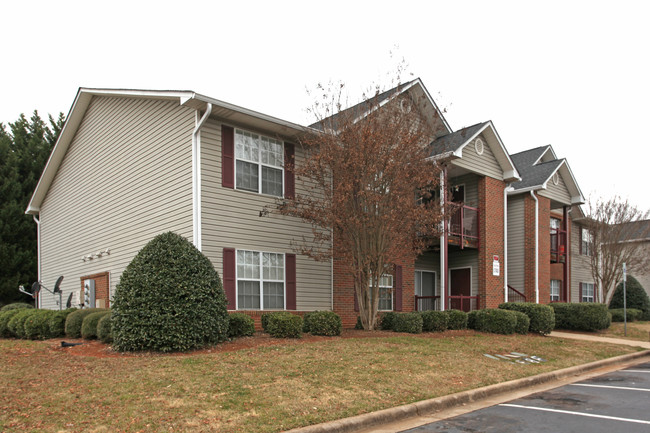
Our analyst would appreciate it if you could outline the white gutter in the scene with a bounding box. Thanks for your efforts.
[33,215,42,308]
[192,103,212,250]
[530,191,539,303]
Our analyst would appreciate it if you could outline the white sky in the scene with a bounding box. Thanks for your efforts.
[2,0,649,211]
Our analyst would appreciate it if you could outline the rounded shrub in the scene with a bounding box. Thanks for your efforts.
[474,309,518,335]
[97,314,113,343]
[498,302,555,335]
[0,302,34,312]
[354,316,364,330]
[380,312,398,331]
[467,310,479,330]
[512,311,530,334]
[112,232,229,352]
[306,311,342,336]
[0,310,23,337]
[228,313,255,338]
[24,310,56,339]
[610,276,650,320]
[8,309,39,338]
[82,311,111,339]
[392,312,423,334]
[266,312,302,338]
[48,308,77,338]
[65,308,107,338]
[420,310,448,332]
[551,303,611,331]
[609,308,643,322]
[445,309,468,330]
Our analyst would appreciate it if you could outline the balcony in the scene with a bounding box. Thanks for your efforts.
[415,295,441,311]
[448,205,479,249]
[550,230,567,263]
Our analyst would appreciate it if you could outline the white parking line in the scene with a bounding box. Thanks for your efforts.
[570,384,650,392]
[499,404,650,425]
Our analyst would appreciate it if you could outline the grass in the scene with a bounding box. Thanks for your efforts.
[0,331,641,433]
[599,320,650,342]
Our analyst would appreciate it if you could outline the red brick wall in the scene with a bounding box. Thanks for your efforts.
[80,272,110,308]
[523,193,552,304]
[478,177,506,308]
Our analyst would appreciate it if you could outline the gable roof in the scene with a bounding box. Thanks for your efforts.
[26,88,308,215]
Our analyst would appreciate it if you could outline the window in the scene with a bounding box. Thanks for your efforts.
[550,279,561,302]
[581,228,592,256]
[550,218,561,231]
[369,274,394,311]
[235,129,284,196]
[581,283,594,303]
[415,271,437,297]
[236,250,285,310]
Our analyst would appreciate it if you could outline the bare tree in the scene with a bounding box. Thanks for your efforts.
[584,196,650,303]
[274,80,445,329]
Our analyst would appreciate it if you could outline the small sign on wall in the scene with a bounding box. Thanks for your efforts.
[493,255,500,276]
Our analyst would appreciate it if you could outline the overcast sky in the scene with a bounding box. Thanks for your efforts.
[3,0,649,211]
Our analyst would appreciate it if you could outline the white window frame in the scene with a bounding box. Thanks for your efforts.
[550,279,561,302]
[369,274,394,311]
[581,228,592,256]
[235,249,286,310]
[234,128,285,197]
[582,282,595,303]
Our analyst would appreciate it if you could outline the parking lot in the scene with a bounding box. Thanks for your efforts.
[402,362,650,433]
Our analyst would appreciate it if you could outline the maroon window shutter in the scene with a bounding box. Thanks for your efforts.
[354,289,359,312]
[223,248,236,310]
[222,125,234,188]
[284,142,295,199]
[286,253,297,310]
[394,265,403,311]
[579,282,583,303]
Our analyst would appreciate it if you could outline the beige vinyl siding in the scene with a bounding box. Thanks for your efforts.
[39,96,195,309]
[570,220,594,303]
[448,249,479,297]
[200,118,331,311]
[450,173,479,207]
[507,195,526,292]
[454,134,504,180]
[540,173,572,204]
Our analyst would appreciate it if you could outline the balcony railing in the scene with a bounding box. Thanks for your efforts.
[507,285,526,303]
[448,205,479,249]
[415,295,441,311]
[448,295,480,312]
[550,231,567,263]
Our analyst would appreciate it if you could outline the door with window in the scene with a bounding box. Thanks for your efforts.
[415,270,437,311]
[450,268,471,312]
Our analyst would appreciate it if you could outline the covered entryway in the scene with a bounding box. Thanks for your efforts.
[449,268,473,312]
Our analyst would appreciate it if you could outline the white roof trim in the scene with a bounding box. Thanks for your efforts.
[532,145,558,166]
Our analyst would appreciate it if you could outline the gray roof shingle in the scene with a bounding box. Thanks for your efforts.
[428,122,489,157]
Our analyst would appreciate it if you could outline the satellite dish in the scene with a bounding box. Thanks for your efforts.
[53,276,64,293]
[31,281,41,295]
[66,292,73,309]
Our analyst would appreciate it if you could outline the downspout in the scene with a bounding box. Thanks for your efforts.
[530,190,539,303]
[33,215,41,309]
[192,103,212,251]
[440,166,447,311]
[504,185,511,302]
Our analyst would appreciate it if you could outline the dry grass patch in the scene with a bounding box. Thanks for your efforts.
[0,331,640,432]
[598,321,650,342]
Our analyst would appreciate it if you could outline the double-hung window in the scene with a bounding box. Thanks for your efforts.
[236,250,285,310]
[377,274,393,311]
[581,283,594,303]
[550,279,561,302]
[235,129,284,197]
[581,228,592,256]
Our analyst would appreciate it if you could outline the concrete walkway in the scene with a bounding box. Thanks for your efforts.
[550,331,650,349]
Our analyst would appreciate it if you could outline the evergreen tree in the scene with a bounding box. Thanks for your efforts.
[0,111,64,307]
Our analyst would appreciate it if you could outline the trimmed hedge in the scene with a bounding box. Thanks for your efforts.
[0,310,23,337]
[380,312,398,331]
[0,302,34,312]
[473,309,518,334]
[392,312,423,334]
[7,309,38,338]
[610,276,650,320]
[24,310,56,340]
[304,311,342,336]
[82,311,111,339]
[512,311,530,335]
[65,308,108,338]
[420,310,448,332]
[445,309,468,330]
[551,303,611,331]
[48,308,77,338]
[498,302,555,335]
[112,232,229,352]
[610,308,643,322]
[97,314,113,343]
[266,312,302,338]
[228,313,255,338]
[467,310,479,330]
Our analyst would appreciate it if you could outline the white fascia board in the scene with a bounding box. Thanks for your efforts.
[507,185,542,195]
[425,151,456,162]
[452,123,487,157]
[559,160,585,204]
[483,121,521,180]
[532,145,557,166]
[410,78,452,133]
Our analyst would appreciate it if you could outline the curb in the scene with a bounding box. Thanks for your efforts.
[284,349,650,433]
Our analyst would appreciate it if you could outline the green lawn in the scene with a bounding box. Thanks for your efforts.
[599,320,650,342]
[0,331,640,432]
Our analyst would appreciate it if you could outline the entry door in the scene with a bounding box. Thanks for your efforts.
[450,268,471,312]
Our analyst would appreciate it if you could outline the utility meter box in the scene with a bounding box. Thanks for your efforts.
[83,280,96,308]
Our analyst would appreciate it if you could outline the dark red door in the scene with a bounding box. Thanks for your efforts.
[450,268,471,312]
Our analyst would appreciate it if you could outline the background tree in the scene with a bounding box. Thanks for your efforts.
[0,112,64,307]
[275,80,445,330]
[584,196,650,304]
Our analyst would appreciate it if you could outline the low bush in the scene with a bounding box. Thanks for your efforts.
[551,303,611,331]
[48,308,77,338]
[305,311,342,336]
[467,310,479,330]
[392,312,423,334]
[355,316,364,330]
[97,314,113,343]
[266,312,302,338]
[24,310,56,340]
[445,309,468,330]
[380,312,398,331]
[420,311,448,332]
[82,311,111,339]
[261,313,272,332]
[7,309,39,338]
[65,308,108,338]
[0,303,34,312]
[473,309,518,334]
[512,311,530,335]
[610,276,650,320]
[302,312,313,333]
[228,313,255,338]
[0,310,23,337]
[498,302,555,335]
[610,308,643,322]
